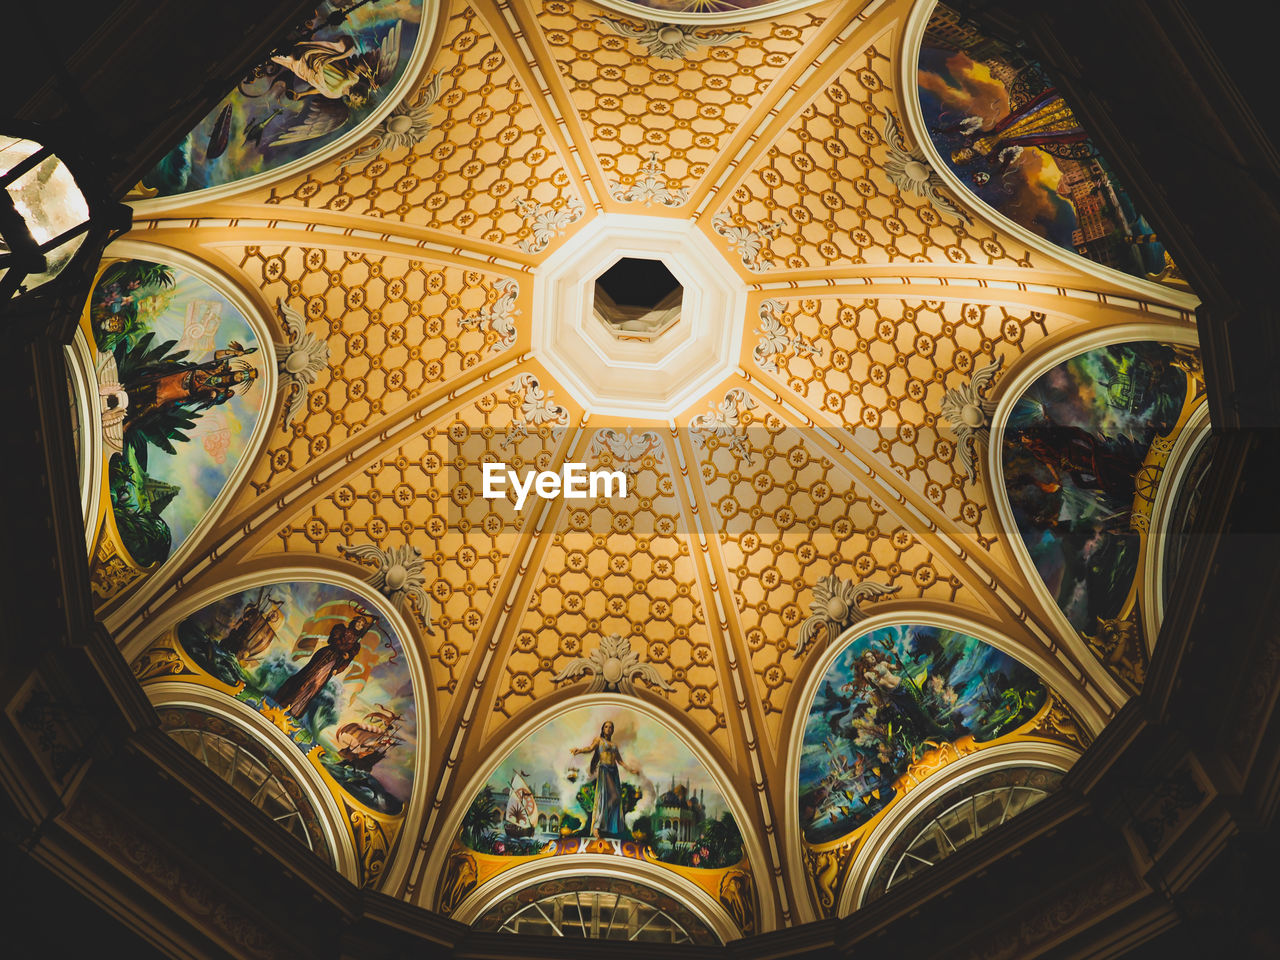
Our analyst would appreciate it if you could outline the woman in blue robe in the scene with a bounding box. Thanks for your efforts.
[571,720,640,838]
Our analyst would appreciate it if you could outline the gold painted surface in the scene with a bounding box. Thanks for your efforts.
[258,3,584,252]
[236,246,516,495]
[715,42,1034,271]
[750,297,1069,545]
[533,0,831,201]
[108,0,1202,922]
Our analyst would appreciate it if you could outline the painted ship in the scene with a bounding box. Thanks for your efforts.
[335,707,403,772]
[504,771,538,839]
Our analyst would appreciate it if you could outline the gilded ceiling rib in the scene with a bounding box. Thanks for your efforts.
[482,0,613,210]
[112,350,538,650]
[724,374,1122,729]
[690,1,901,221]
[669,426,798,924]
[401,418,593,901]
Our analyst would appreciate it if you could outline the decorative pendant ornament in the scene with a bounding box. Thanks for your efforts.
[794,575,901,657]
[881,109,971,223]
[339,542,435,634]
[939,355,1004,482]
[273,299,331,427]
[552,633,673,694]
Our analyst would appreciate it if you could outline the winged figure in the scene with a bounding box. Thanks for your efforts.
[274,299,331,427]
[267,21,405,148]
[552,633,673,695]
[793,577,901,658]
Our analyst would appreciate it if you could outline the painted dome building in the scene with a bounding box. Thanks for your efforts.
[2,0,1278,957]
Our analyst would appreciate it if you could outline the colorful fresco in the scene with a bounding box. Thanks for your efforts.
[162,580,417,813]
[459,706,744,869]
[1001,342,1194,643]
[917,4,1171,281]
[87,259,267,569]
[140,1,424,198]
[798,625,1047,844]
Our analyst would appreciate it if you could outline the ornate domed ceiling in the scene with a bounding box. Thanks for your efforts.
[66,0,1209,940]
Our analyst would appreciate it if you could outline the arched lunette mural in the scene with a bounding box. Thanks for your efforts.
[138,0,427,200]
[998,340,1205,688]
[440,703,757,935]
[132,577,420,886]
[791,619,1088,919]
[83,256,271,609]
[915,2,1177,284]
[798,624,1049,845]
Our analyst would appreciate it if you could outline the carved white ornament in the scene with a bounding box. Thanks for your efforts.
[503,373,569,447]
[460,278,519,352]
[939,355,1004,482]
[881,109,971,224]
[341,71,444,168]
[515,196,584,254]
[690,387,757,464]
[589,428,664,474]
[610,152,690,207]
[752,299,821,374]
[712,212,784,272]
[596,17,747,60]
[274,298,331,427]
[552,633,673,694]
[339,542,434,634]
[794,576,901,658]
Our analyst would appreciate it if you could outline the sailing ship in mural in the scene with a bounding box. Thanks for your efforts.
[798,624,1047,844]
[459,706,744,869]
[169,580,417,813]
[917,3,1173,281]
[140,0,425,197]
[1001,341,1197,649]
[86,259,267,572]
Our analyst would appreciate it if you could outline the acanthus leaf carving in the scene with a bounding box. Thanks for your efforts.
[690,387,757,464]
[274,298,331,428]
[551,632,673,695]
[460,278,519,353]
[712,212,784,272]
[515,196,584,254]
[588,428,663,474]
[503,373,569,447]
[596,17,747,60]
[794,575,901,658]
[939,354,1003,482]
[341,71,445,168]
[752,299,820,374]
[339,542,435,634]
[881,108,971,224]
[610,152,689,207]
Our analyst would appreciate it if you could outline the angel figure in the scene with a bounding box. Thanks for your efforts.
[267,21,405,148]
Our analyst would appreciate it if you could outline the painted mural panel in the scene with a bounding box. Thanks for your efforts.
[155,581,418,813]
[1001,341,1196,649]
[87,259,267,571]
[917,4,1173,281]
[459,706,743,869]
[140,1,424,198]
[799,625,1047,844]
